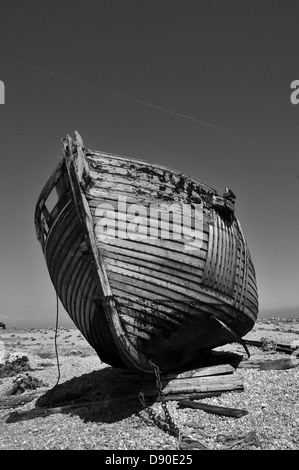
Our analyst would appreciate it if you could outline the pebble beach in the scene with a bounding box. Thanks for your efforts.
[0,318,299,451]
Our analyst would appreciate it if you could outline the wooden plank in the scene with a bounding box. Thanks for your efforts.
[244,339,295,355]
[46,205,81,274]
[108,265,236,308]
[115,371,244,396]
[115,300,244,349]
[110,273,192,303]
[178,400,248,418]
[106,260,206,296]
[95,224,209,254]
[222,221,237,295]
[100,239,207,269]
[111,290,237,339]
[228,224,237,292]
[111,283,236,325]
[69,256,91,337]
[234,244,245,310]
[112,288,187,320]
[238,356,299,370]
[215,216,225,288]
[243,288,258,305]
[179,391,223,400]
[0,392,40,410]
[86,152,216,194]
[55,231,84,311]
[116,306,182,331]
[74,263,94,340]
[202,215,214,287]
[102,248,206,284]
[108,271,233,305]
[126,364,236,382]
[120,316,153,340]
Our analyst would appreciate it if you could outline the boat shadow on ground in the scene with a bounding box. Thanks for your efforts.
[5,366,166,425]
[5,350,244,425]
[36,365,153,423]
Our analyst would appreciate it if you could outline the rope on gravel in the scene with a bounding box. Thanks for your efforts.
[43,294,61,406]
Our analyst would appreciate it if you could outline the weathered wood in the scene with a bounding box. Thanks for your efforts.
[106,261,208,298]
[89,164,214,198]
[34,131,258,373]
[95,226,209,257]
[92,203,208,237]
[0,392,40,410]
[126,364,235,382]
[34,158,67,249]
[5,404,93,423]
[158,391,223,401]
[87,150,216,194]
[104,253,206,287]
[64,135,150,372]
[178,400,248,418]
[115,370,244,397]
[244,339,295,355]
[108,270,232,304]
[4,390,234,424]
[101,242,206,272]
[107,263,232,305]
[238,356,299,370]
[198,390,233,399]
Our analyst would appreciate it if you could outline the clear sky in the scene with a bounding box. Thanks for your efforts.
[0,0,298,328]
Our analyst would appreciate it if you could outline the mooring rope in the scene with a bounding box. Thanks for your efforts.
[53,293,61,387]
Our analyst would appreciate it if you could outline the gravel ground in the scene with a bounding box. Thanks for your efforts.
[0,319,299,451]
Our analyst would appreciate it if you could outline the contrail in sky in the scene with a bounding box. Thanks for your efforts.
[0,55,255,142]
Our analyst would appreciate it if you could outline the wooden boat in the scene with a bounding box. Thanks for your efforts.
[34,131,258,373]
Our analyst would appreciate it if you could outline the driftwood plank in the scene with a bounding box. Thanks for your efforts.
[184,392,223,400]
[178,400,248,418]
[4,392,224,423]
[159,391,223,401]
[115,371,244,397]
[244,339,295,355]
[125,364,236,382]
[4,391,238,424]
[0,392,40,410]
[239,357,299,370]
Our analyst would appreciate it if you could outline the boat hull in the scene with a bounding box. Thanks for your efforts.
[35,132,258,373]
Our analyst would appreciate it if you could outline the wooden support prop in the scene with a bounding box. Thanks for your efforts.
[135,374,244,398]
[178,400,248,418]
[114,364,244,399]
[141,364,235,381]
